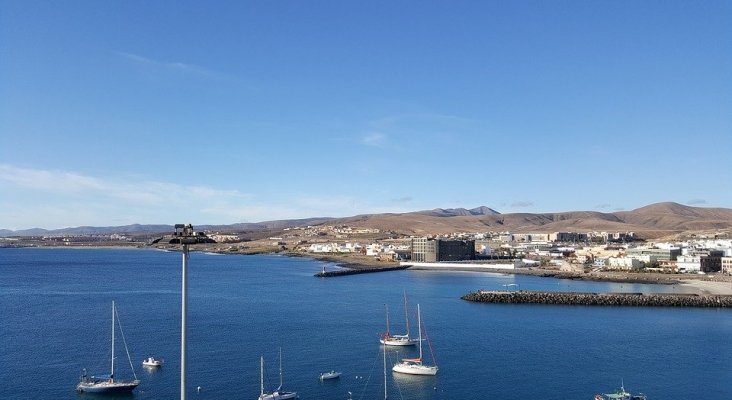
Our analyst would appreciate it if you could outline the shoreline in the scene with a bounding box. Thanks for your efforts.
[296,252,732,296]
[7,244,731,295]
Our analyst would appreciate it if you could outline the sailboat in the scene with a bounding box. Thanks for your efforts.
[594,380,647,400]
[392,304,438,376]
[379,292,416,347]
[77,301,140,393]
[259,348,298,400]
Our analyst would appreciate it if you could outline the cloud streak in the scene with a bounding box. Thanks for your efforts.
[116,51,224,79]
[0,165,247,206]
[510,201,534,208]
[0,165,398,229]
[0,165,257,228]
[361,132,387,147]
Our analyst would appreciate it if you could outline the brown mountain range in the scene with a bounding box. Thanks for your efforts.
[326,202,732,239]
[4,202,730,240]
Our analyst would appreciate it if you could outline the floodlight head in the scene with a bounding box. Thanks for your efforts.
[172,223,197,244]
[150,224,213,245]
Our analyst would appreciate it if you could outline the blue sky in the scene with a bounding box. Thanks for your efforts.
[1,1,730,230]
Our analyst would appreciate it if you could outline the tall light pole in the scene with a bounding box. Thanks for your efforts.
[181,240,189,400]
[171,224,202,400]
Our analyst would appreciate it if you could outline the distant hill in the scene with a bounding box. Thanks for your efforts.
[0,218,335,237]
[414,206,500,217]
[2,202,731,239]
[324,202,732,238]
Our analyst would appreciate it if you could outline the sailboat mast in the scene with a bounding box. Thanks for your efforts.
[279,348,283,388]
[383,341,387,400]
[417,303,423,360]
[111,301,115,379]
[260,356,265,396]
[384,304,390,335]
[403,291,410,337]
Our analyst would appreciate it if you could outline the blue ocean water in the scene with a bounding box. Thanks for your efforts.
[0,248,730,400]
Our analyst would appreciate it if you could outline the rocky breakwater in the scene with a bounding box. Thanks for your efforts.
[462,290,732,308]
[314,265,409,277]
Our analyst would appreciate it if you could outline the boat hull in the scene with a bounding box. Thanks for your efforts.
[76,380,140,393]
[320,372,341,380]
[143,360,162,367]
[142,357,162,367]
[259,391,298,400]
[379,338,417,346]
[392,363,438,376]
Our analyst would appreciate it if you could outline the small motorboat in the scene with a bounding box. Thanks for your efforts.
[142,357,163,368]
[319,370,342,380]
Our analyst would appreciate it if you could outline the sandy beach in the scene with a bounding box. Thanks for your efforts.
[675,279,732,296]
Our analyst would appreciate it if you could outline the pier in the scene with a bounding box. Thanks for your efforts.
[314,265,409,277]
[462,290,732,308]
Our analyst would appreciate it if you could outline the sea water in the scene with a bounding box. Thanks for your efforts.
[0,248,730,399]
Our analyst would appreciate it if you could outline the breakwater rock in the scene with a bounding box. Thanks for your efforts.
[314,265,409,277]
[462,290,732,308]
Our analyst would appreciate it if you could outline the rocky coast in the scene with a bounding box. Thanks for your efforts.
[462,290,732,308]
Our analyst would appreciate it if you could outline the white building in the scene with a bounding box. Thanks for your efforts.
[365,243,384,256]
[676,255,702,273]
[607,257,644,270]
[207,233,240,243]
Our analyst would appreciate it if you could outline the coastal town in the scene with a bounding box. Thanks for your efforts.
[4,224,731,287]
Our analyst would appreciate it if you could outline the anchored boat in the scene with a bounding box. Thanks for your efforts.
[392,304,438,376]
[76,301,140,393]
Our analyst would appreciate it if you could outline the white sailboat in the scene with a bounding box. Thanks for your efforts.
[595,380,647,400]
[380,292,416,347]
[259,348,298,400]
[77,301,140,393]
[392,304,438,376]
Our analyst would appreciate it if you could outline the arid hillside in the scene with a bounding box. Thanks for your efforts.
[327,202,732,239]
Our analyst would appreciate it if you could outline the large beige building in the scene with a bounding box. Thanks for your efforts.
[721,257,732,275]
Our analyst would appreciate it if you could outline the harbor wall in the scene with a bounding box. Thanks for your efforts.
[314,265,409,277]
[462,290,732,308]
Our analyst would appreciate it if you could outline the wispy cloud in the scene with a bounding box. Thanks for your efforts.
[511,201,534,208]
[687,199,707,205]
[0,165,247,206]
[0,165,420,229]
[361,132,387,147]
[116,51,223,79]
[595,203,612,209]
[0,165,258,228]
[391,196,413,203]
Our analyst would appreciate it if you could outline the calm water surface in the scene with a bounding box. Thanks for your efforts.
[0,248,730,399]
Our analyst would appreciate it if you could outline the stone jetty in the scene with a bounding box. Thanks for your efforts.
[314,265,409,277]
[462,290,732,308]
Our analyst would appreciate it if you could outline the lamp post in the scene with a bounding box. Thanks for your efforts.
[172,224,201,400]
[150,224,212,400]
